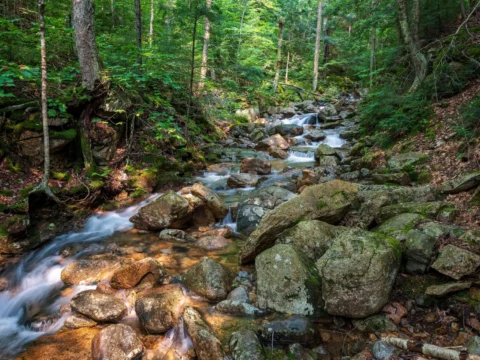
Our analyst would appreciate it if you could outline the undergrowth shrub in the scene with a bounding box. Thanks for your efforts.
[455,96,480,139]
[358,87,433,147]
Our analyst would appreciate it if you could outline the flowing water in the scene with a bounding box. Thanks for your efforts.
[0,112,347,359]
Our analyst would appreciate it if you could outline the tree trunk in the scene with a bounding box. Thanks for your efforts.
[322,17,329,64]
[111,0,115,28]
[135,0,142,65]
[72,0,100,90]
[236,0,249,63]
[460,0,467,20]
[313,0,323,91]
[149,0,154,46]
[39,0,49,186]
[285,50,290,84]
[273,19,284,93]
[396,0,427,92]
[190,11,199,97]
[369,26,376,88]
[198,0,212,91]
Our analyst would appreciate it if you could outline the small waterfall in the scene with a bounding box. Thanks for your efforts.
[282,113,318,126]
[287,150,315,163]
[220,207,237,231]
[147,318,194,360]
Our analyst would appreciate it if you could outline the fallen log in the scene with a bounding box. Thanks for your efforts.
[382,336,480,360]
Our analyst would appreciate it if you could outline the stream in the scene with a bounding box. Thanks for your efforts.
[0,112,348,359]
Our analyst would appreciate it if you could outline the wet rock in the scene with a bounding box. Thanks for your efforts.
[236,186,296,237]
[314,144,341,163]
[240,180,358,264]
[318,103,337,117]
[372,341,399,360]
[230,329,266,360]
[357,184,435,205]
[273,124,304,136]
[339,128,361,140]
[318,156,339,167]
[304,130,326,141]
[431,245,480,280]
[404,229,436,274]
[240,158,272,175]
[260,315,316,345]
[441,171,480,194]
[227,173,259,188]
[372,173,410,186]
[183,306,225,360]
[256,244,322,316]
[255,134,290,151]
[353,315,397,334]
[70,290,127,322]
[276,220,347,261]
[375,202,456,224]
[387,152,428,172]
[91,324,144,360]
[194,235,231,250]
[288,343,317,360]
[215,300,264,316]
[110,257,169,289]
[64,313,97,329]
[268,146,289,159]
[61,255,123,285]
[0,214,31,254]
[376,213,425,234]
[227,287,250,303]
[191,182,228,220]
[135,284,184,333]
[316,229,401,318]
[130,191,191,230]
[159,229,187,242]
[182,257,234,301]
[425,281,472,297]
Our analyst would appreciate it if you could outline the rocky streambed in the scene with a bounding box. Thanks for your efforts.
[2,98,480,360]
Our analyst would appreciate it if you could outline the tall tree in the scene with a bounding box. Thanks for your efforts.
[135,0,142,64]
[272,19,284,93]
[149,0,155,47]
[396,0,427,92]
[39,0,50,188]
[312,0,323,91]
[198,0,212,91]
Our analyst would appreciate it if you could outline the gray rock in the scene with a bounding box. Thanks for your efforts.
[135,284,184,333]
[227,173,259,188]
[441,171,480,194]
[159,229,187,241]
[288,343,317,360]
[110,257,169,289]
[404,229,436,274]
[273,124,304,137]
[316,229,401,318]
[240,158,272,175]
[215,300,264,316]
[358,184,436,205]
[353,315,397,334]
[256,244,322,316]
[417,221,464,238]
[467,336,480,355]
[314,144,341,163]
[431,245,480,280]
[260,315,316,345]
[70,290,127,322]
[227,287,250,303]
[191,182,228,220]
[304,130,327,141]
[318,156,339,167]
[460,230,480,253]
[372,341,399,360]
[64,313,97,329]
[387,152,428,172]
[425,281,472,297]
[375,202,456,224]
[230,329,266,360]
[61,255,123,285]
[255,134,290,152]
[182,257,234,301]
[376,213,425,234]
[372,173,410,186]
[91,324,144,360]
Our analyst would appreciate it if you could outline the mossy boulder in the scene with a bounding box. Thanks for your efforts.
[353,315,397,334]
[376,213,425,235]
[387,152,428,172]
[404,229,437,274]
[256,244,322,316]
[357,184,435,205]
[372,173,410,186]
[316,229,401,318]
[314,144,341,163]
[351,151,383,171]
[239,180,358,264]
[276,220,348,261]
[425,281,472,297]
[230,330,266,360]
[431,245,480,280]
[441,171,480,194]
[460,230,480,253]
[375,202,456,224]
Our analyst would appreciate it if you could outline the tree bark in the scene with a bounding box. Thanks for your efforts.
[236,0,249,63]
[39,0,50,186]
[135,0,142,65]
[273,19,284,93]
[460,0,467,20]
[72,0,100,90]
[369,26,376,88]
[313,0,323,91]
[198,0,212,91]
[149,0,154,46]
[111,0,115,28]
[396,0,427,92]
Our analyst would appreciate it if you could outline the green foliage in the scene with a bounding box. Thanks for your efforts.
[455,96,480,139]
[358,87,433,146]
[91,167,111,180]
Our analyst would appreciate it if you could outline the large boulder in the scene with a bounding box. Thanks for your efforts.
[259,315,316,345]
[239,180,358,264]
[182,257,234,301]
[316,229,401,318]
[357,184,435,205]
[372,173,410,186]
[431,244,480,280]
[236,186,296,236]
[183,307,225,360]
[376,213,425,235]
[276,220,347,261]
[375,202,456,224]
[387,152,428,172]
[304,130,326,141]
[110,257,169,289]
[70,290,127,322]
[130,191,191,230]
[314,144,341,163]
[267,146,289,159]
[240,158,272,175]
[191,182,228,220]
[230,329,266,360]
[91,324,144,360]
[135,284,184,333]
[441,171,480,194]
[61,255,123,285]
[256,244,322,316]
[273,124,304,137]
[255,134,289,151]
[227,173,259,188]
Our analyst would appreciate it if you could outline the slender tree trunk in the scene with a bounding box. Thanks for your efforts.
[322,17,329,64]
[460,0,467,20]
[285,50,290,84]
[190,12,199,97]
[198,0,212,91]
[236,0,249,63]
[39,0,50,186]
[369,26,376,88]
[396,0,427,92]
[149,0,154,46]
[313,0,323,91]
[72,0,100,90]
[111,0,115,28]
[135,0,142,65]
[273,19,283,93]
